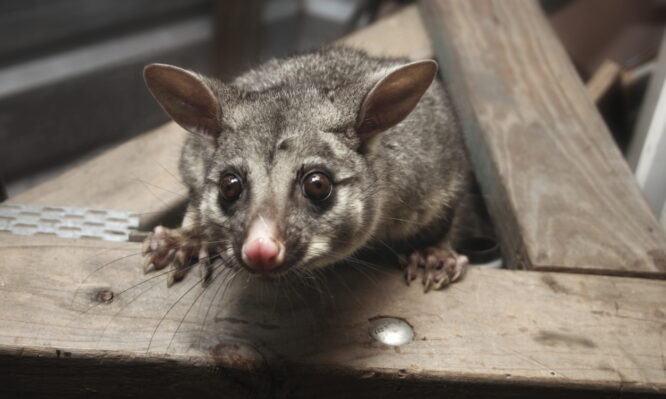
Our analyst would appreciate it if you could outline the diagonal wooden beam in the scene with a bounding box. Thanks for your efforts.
[420,0,666,277]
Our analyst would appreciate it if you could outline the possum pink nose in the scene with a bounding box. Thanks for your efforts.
[243,237,283,271]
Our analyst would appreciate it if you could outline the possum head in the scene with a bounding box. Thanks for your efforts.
[143,59,436,276]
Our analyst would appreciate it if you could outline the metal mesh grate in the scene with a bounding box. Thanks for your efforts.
[0,203,139,242]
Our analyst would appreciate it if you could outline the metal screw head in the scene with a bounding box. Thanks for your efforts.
[368,317,414,346]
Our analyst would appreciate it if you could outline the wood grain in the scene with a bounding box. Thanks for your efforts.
[339,5,432,60]
[586,59,621,104]
[0,233,664,397]
[420,0,666,277]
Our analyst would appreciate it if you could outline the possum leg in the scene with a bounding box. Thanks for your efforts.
[400,242,468,293]
[141,210,212,287]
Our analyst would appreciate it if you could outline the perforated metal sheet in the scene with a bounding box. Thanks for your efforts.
[0,203,139,242]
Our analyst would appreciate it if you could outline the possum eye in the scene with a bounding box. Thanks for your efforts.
[302,172,332,201]
[219,174,243,202]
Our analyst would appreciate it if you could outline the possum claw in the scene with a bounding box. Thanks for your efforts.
[141,235,151,256]
[423,274,434,293]
[142,255,153,274]
[141,225,210,287]
[166,267,187,287]
[198,247,212,287]
[166,271,176,288]
[400,254,417,285]
[400,245,468,292]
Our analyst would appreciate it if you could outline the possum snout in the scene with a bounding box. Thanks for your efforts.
[241,218,286,273]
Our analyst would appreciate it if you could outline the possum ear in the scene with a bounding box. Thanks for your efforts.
[144,63,221,144]
[355,60,437,150]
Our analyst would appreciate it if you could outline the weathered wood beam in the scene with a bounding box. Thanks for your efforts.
[1,233,664,397]
[339,4,432,59]
[586,59,621,104]
[420,0,666,277]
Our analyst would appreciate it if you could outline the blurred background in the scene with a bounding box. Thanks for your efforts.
[1,0,665,222]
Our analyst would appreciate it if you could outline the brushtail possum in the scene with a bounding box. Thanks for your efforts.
[142,47,479,292]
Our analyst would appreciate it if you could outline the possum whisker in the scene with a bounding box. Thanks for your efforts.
[344,260,379,285]
[79,251,222,316]
[199,259,240,346]
[305,244,393,275]
[166,259,231,353]
[298,266,334,308]
[133,178,187,197]
[147,266,210,353]
[373,215,434,227]
[155,159,186,185]
[80,251,143,283]
[280,272,300,320]
[313,266,337,308]
[324,265,364,308]
[131,175,174,208]
[291,266,325,298]
[209,221,236,233]
[362,230,403,259]
[96,272,163,346]
[72,249,145,309]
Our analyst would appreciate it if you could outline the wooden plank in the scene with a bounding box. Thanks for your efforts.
[586,59,621,104]
[340,5,432,59]
[0,233,664,397]
[420,0,666,277]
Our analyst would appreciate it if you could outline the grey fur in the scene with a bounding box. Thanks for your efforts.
[173,47,474,273]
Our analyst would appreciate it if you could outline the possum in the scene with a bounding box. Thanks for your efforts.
[141,46,485,293]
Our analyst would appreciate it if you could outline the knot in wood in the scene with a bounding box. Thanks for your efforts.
[94,289,114,304]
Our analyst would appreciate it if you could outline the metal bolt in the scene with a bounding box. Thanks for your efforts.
[368,317,414,346]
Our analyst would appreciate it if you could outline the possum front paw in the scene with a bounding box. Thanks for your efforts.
[142,225,212,287]
[400,246,468,292]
